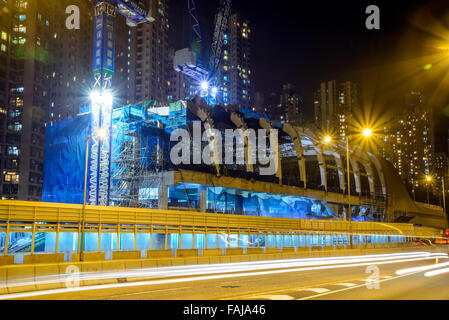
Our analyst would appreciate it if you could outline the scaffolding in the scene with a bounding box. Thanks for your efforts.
[108,103,172,209]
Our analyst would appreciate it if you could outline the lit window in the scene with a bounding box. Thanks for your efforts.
[1,31,7,41]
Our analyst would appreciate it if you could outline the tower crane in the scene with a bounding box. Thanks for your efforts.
[174,0,232,105]
[88,0,154,206]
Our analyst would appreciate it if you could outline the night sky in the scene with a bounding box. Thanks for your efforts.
[169,0,449,153]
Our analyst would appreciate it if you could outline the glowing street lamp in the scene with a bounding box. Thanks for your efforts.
[362,128,373,138]
[200,81,209,91]
[425,175,433,204]
[90,91,113,107]
[324,135,332,144]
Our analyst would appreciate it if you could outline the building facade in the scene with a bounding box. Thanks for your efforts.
[128,0,170,105]
[314,80,358,138]
[381,91,435,194]
[0,0,57,201]
[280,84,303,126]
[220,13,252,108]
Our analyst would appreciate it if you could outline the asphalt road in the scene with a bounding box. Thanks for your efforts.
[2,250,449,300]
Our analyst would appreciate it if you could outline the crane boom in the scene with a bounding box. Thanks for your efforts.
[210,0,231,75]
[174,0,232,105]
[187,0,203,44]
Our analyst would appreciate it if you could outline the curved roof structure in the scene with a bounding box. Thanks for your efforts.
[184,99,447,229]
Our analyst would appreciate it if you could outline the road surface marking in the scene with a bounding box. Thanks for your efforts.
[104,286,192,298]
[254,295,295,300]
[297,270,424,300]
[1,253,444,300]
[302,288,330,294]
[335,283,357,287]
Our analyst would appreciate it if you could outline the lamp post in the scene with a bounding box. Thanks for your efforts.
[442,176,446,217]
[346,128,372,249]
[80,128,105,262]
[425,175,432,205]
[345,128,373,222]
[322,135,332,194]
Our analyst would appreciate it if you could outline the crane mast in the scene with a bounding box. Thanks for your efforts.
[88,0,153,206]
[174,0,232,105]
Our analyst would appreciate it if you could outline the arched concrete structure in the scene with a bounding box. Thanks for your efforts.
[260,118,282,184]
[230,112,254,173]
[187,100,221,176]
[187,101,387,197]
[282,123,307,188]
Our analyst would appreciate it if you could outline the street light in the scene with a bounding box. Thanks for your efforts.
[345,128,373,248]
[442,176,446,217]
[321,135,334,194]
[362,128,372,138]
[425,175,432,204]
[80,128,105,261]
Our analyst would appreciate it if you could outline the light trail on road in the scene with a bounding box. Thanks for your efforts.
[0,251,447,300]
[5,251,446,289]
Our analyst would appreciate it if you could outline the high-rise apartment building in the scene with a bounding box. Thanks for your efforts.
[431,152,449,181]
[0,0,162,201]
[314,80,358,138]
[128,0,170,105]
[254,92,264,112]
[280,84,303,126]
[0,0,55,200]
[381,90,434,190]
[220,13,252,109]
[50,0,93,122]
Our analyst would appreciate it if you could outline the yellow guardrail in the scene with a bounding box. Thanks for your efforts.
[0,200,438,237]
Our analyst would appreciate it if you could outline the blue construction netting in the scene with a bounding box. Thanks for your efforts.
[43,102,179,205]
[42,114,92,204]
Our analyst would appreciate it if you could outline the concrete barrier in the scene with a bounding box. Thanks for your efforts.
[6,265,36,294]
[147,250,172,258]
[264,248,280,254]
[219,256,231,263]
[0,266,7,294]
[72,252,105,262]
[0,256,14,266]
[226,248,244,256]
[246,248,263,255]
[34,263,63,290]
[25,253,64,264]
[141,259,158,269]
[176,249,199,258]
[156,258,173,267]
[203,249,223,256]
[183,257,199,265]
[209,256,221,264]
[197,256,211,265]
[112,251,141,260]
[282,247,296,253]
[102,260,126,273]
